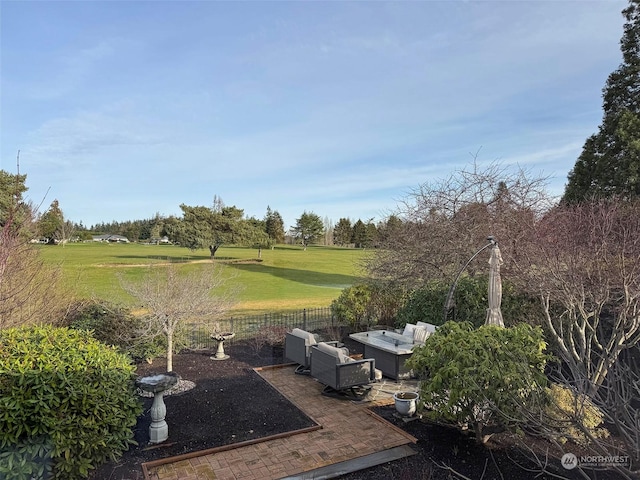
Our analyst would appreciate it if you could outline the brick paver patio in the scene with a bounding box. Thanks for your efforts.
[143,365,418,480]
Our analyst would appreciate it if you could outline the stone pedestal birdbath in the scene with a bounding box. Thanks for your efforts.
[211,332,235,360]
[136,372,179,444]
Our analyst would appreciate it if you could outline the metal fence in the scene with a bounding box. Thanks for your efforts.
[185,307,340,350]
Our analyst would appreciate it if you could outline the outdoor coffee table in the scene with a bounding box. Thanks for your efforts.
[349,330,417,380]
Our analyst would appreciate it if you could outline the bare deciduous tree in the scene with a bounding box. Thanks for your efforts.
[589,347,640,474]
[0,177,74,329]
[510,199,640,395]
[366,160,551,288]
[364,161,640,477]
[120,264,237,372]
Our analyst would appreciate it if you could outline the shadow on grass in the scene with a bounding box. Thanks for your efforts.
[227,262,362,289]
[112,254,212,262]
[111,255,262,263]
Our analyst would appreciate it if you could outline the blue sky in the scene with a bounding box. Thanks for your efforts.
[0,0,629,230]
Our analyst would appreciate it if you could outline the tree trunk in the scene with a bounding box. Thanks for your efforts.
[167,333,173,372]
[209,245,219,258]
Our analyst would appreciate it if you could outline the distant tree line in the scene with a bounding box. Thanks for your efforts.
[27,191,405,252]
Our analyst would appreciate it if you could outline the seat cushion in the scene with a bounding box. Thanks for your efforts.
[402,323,417,338]
[315,342,351,364]
[416,321,438,333]
[290,328,316,345]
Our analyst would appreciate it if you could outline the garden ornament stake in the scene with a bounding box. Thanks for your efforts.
[443,236,497,323]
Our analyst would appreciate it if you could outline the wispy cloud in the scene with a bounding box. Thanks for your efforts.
[1,0,629,227]
[25,106,166,167]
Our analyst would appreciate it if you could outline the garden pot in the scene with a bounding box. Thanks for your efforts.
[393,391,419,416]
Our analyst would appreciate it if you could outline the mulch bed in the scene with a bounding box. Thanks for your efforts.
[90,342,628,480]
[90,344,310,479]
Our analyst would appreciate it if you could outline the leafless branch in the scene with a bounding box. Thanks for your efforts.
[119,264,239,371]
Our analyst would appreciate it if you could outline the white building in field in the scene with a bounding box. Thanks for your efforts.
[92,234,130,243]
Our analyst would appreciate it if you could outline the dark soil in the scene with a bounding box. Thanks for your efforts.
[90,344,310,480]
[91,341,628,480]
[342,408,627,480]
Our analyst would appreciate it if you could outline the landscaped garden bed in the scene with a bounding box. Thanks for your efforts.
[90,341,628,480]
[90,345,305,479]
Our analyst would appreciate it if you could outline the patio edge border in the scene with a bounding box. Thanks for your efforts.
[141,363,322,479]
[363,408,419,444]
[141,424,322,477]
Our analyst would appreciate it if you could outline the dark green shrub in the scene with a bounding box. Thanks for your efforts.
[332,283,406,330]
[68,301,164,363]
[331,284,374,329]
[396,276,542,329]
[0,325,143,479]
[365,282,406,326]
[407,321,551,443]
[395,280,448,327]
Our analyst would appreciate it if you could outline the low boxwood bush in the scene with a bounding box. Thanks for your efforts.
[0,325,143,479]
[407,321,551,443]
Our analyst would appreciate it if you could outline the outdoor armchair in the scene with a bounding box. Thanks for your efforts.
[310,342,376,400]
[285,328,344,375]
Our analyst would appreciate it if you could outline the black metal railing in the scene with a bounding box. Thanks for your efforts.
[185,307,340,350]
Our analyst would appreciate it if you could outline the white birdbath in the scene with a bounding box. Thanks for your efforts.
[136,372,179,444]
[211,332,235,360]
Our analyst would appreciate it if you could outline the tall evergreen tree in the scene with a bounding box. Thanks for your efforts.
[264,206,285,244]
[292,211,324,249]
[0,170,30,232]
[563,0,640,203]
[364,221,379,248]
[377,215,403,244]
[38,199,64,244]
[352,219,367,248]
[334,218,353,246]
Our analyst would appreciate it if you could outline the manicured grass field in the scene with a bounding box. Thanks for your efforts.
[36,243,367,315]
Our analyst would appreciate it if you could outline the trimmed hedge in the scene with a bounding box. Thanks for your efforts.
[0,326,143,479]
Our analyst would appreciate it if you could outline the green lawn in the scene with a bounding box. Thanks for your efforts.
[37,243,367,315]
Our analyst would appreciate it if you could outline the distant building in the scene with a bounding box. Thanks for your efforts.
[149,236,171,245]
[92,234,130,243]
